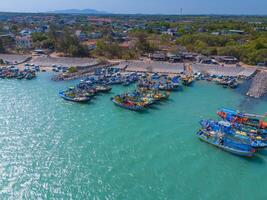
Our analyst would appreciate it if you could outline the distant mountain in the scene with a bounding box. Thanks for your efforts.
[49,9,109,15]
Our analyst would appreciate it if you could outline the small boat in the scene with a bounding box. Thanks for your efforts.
[196,129,255,157]
[95,85,112,93]
[122,81,131,86]
[229,80,239,89]
[16,74,25,80]
[206,77,213,82]
[59,91,91,103]
[182,76,194,86]
[24,72,36,80]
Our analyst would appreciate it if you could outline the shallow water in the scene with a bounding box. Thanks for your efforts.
[0,73,266,199]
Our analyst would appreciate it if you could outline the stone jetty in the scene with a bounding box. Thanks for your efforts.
[247,70,267,98]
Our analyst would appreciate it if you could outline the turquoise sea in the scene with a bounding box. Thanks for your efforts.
[0,73,266,200]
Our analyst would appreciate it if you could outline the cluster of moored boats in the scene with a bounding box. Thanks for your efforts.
[212,76,239,89]
[0,66,36,80]
[58,67,243,113]
[197,108,267,157]
[111,89,170,111]
[59,68,188,105]
[59,82,112,102]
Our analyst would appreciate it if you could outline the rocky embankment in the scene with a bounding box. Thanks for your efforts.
[247,70,267,98]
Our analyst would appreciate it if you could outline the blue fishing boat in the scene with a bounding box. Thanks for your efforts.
[217,108,267,130]
[196,129,255,157]
[200,120,267,148]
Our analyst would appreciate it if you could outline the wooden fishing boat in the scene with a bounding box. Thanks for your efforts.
[182,76,194,86]
[95,85,112,93]
[196,129,255,157]
[111,96,145,111]
[16,74,25,80]
[200,120,267,149]
[217,108,267,129]
[59,91,91,103]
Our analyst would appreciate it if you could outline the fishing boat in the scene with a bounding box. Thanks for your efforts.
[229,80,239,89]
[200,120,267,148]
[141,90,170,102]
[217,78,238,89]
[111,96,145,111]
[95,85,112,93]
[24,72,36,80]
[181,76,194,86]
[217,108,267,129]
[196,129,255,157]
[16,73,25,80]
[59,91,91,103]
[159,83,180,91]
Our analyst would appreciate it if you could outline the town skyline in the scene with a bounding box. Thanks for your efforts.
[0,0,267,15]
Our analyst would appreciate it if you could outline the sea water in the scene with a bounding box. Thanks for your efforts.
[0,73,266,199]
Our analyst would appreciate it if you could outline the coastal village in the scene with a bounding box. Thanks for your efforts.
[0,13,266,158]
[0,1,267,199]
[0,14,266,98]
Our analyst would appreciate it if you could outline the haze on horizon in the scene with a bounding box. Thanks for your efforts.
[0,0,266,15]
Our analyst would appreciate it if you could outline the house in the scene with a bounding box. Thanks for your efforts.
[16,36,33,49]
[255,27,267,32]
[228,30,245,35]
[88,32,102,39]
[149,52,167,61]
[32,49,46,56]
[36,25,49,33]
[166,53,182,63]
[163,28,177,36]
[198,27,206,32]
[75,30,87,41]
[181,53,198,62]
[119,40,136,49]
[88,17,112,24]
[200,58,218,65]
[211,32,221,36]
[20,29,33,36]
[213,56,239,64]
[257,62,267,67]
[83,41,97,51]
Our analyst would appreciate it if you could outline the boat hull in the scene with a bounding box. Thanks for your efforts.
[197,131,254,157]
[111,99,145,111]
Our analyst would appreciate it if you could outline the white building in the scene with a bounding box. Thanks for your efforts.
[16,36,33,49]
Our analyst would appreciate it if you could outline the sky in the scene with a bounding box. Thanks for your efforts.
[0,0,266,15]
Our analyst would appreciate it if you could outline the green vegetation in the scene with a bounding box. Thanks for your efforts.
[176,32,267,64]
[31,28,87,57]
[68,66,78,73]
[0,39,5,53]
[92,40,138,60]
[0,13,266,65]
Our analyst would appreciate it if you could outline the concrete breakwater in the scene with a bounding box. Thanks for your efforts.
[51,63,118,81]
[247,70,267,98]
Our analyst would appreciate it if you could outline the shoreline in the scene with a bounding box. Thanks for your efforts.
[0,53,266,98]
